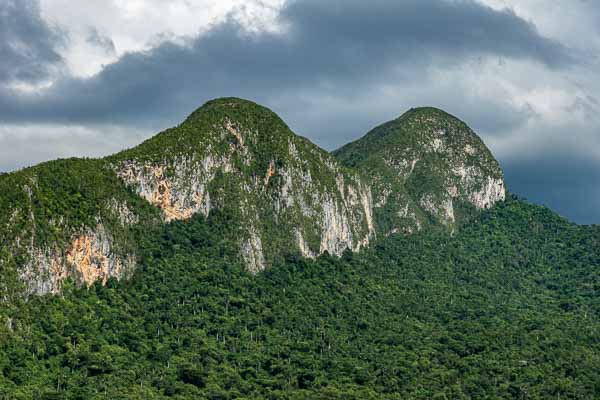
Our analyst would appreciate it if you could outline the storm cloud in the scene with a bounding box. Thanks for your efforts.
[505,157,600,225]
[0,0,65,85]
[0,0,571,125]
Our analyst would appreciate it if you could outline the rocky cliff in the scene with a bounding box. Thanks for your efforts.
[0,99,505,296]
[0,159,155,296]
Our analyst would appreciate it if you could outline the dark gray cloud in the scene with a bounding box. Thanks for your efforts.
[0,0,65,85]
[504,156,600,225]
[0,0,571,126]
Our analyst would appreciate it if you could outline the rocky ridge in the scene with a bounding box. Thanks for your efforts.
[0,99,505,296]
[0,159,154,296]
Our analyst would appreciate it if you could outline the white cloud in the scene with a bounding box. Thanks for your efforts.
[478,0,600,51]
[39,0,286,77]
[0,123,149,171]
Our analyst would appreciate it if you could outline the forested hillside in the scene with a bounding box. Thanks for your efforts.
[0,98,597,398]
[2,195,599,399]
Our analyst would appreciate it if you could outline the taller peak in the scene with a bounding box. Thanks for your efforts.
[404,106,457,116]
[189,97,266,115]
[114,97,295,162]
[110,97,374,273]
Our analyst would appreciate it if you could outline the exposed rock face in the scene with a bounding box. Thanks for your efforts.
[108,198,139,225]
[319,194,353,254]
[19,248,66,296]
[19,224,133,295]
[117,158,215,222]
[465,175,506,210]
[241,225,266,274]
[296,230,316,259]
[66,224,132,286]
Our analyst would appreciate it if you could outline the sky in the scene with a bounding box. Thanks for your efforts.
[0,0,599,224]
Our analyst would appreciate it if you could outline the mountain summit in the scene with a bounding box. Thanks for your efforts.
[0,98,505,296]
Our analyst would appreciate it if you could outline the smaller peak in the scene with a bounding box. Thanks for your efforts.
[350,106,469,147]
[387,107,472,138]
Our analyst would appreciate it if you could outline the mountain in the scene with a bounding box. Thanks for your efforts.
[0,98,505,296]
[109,98,374,272]
[1,98,600,398]
[334,107,505,233]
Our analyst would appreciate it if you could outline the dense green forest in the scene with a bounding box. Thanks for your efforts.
[1,195,599,399]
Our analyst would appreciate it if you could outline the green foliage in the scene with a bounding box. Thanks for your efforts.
[1,197,600,398]
[0,158,157,244]
[112,98,337,182]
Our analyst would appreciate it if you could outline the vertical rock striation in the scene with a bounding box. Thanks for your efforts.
[19,223,134,295]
